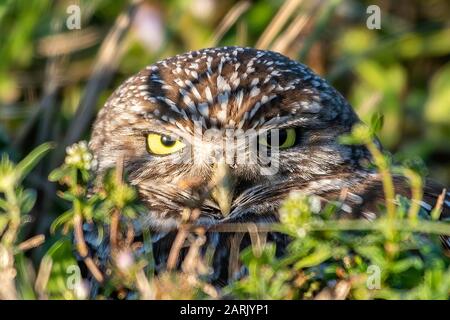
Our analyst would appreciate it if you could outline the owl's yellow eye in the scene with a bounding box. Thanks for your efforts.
[146,133,185,155]
[259,128,297,149]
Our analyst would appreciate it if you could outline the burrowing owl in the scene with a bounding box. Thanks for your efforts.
[87,46,450,294]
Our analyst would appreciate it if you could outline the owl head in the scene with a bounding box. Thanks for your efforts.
[89,47,368,231]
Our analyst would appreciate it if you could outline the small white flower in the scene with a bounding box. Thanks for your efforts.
[116,250,134,271]
[73,279,90,300]
[309,196,322,214]
[296,227,306,238]
[64,141,93,170]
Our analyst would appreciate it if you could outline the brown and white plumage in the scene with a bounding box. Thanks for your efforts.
[86,47,450,292]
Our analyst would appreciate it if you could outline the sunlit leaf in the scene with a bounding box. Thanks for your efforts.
[16,142,54,181]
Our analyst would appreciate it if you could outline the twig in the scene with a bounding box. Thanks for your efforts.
[73,213,104,283]
[167,209,201,271]
[110,210,120,250]
[17,234,45,252]
[181,229,207,275]
[167,225,189,271]
[84,257,104,284]
[125,221,135,247]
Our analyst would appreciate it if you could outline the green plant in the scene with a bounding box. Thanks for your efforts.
[1,0,450,301]
[0,143,53,299]
[49,141,152,298]
[225,116,450,300]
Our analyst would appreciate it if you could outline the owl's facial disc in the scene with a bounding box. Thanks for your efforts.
[89,46,364,229]
[141,127,299,216]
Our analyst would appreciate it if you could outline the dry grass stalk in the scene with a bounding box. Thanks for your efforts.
[432,188,447,220]
[110,210,120,249]
[314,280,351,300]
[228,232,245,280]
[17,234,45,252]
[209,222,275,233]
[34,255,53,300]
[181,228,208,275]
[271,1,323,56]
[236,20,248,46]
[247,224,267,258]
[270,13,310,54]
[14,55,63,149]
[60,0,143,161]
[256,0,303,49]
[358,92,383,117]
[167,208,201,271]
[208,1,251,47]
[73,213,104,283]
[111,154,125,250]
[37,27,100,57]
[135,269,154,300]
[403,168,423,221]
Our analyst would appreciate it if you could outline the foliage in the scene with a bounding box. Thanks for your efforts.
[225,120,450,300]
[0,143,52,299]
[0,0,449,300]
[1,115,449,299]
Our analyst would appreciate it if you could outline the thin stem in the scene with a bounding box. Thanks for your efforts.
[366,142,396,220]
[208,220,450,236]
[2,188,21,247]
[0,187,20,300]
[402,168,423,222]
[73,208,104,283]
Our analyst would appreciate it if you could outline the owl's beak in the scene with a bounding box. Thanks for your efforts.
[210,160,235,217]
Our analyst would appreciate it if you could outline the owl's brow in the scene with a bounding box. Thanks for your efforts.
[258,116,324,130]
[139,111,323,135]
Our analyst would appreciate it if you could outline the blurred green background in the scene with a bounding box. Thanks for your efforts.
[0,0,449,237]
